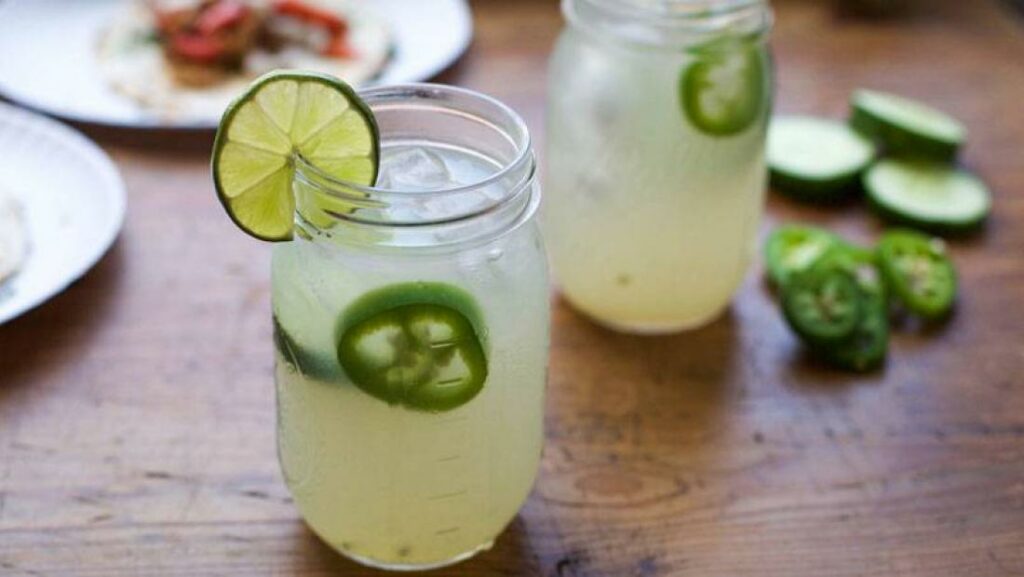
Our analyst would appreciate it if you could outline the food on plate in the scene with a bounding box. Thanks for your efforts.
[0,190,29,289]
[97,0,392,120]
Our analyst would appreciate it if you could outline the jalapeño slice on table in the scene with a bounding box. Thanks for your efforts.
[809,246,890,372]
[819,242,885,299]
[782,265,864,347]
[764,225,840,288]
[824,303,889,372]
[877,230,957,320]
[335,283,488,412]
[681,35,768,137]
[864,158,991,234]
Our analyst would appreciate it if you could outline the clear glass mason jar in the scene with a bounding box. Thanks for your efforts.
[544,0,774,333]
[271,85,549,571]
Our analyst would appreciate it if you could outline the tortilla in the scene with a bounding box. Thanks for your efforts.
[0,190,29,287]
[96,0,392,122]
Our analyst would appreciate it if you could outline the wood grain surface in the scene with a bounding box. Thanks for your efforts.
[2,0,1023,575]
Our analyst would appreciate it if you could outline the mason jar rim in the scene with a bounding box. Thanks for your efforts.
[582,0,765,20]
[291,83,540,249]
[564,0,772,47]
[294,83,534,202]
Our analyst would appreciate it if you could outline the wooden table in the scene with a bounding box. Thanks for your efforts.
[2,0,1023,575]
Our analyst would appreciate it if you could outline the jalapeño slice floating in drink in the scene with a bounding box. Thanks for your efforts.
[335,282,489,412]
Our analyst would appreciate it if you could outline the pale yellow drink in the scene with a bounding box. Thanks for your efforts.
[544,0,772,333]
[272,85,548,571]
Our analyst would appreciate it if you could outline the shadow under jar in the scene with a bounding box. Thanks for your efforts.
[544,0,774,334]
[272,85,549,571]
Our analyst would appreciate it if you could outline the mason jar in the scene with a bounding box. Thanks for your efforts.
[271,85,548,570]
[544,0,773,333]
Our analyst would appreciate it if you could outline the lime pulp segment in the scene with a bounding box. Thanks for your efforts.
[212,71,379,241]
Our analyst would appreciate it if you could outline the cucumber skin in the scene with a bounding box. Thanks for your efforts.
[863,172,988,236]
[850,106,961,163]
[770,165,865,203]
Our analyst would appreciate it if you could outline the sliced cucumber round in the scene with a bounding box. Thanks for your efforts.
[864,158,991,233]
[850,90,966,162]
[768,116,876,201]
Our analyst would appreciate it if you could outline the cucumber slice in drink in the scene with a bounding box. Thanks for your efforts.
[681,38,768,137]
[212,71,379,241]
[850,90,966,162]
[864,159,991,233]
[768,116,876,201]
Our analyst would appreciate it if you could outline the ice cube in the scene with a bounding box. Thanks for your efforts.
[378,147,454,192]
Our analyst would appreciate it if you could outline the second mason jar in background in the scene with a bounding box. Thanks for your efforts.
[544,0,773,334]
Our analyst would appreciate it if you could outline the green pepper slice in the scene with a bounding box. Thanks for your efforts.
[336,283,488,412]
[274,316,343,383]
[782,266,864,346]
[822,303,889,372]
[818,242,886,299]
[791,244,890,372]
[765,225,840,288]
[877,230,956,320]
[681,37,768,137]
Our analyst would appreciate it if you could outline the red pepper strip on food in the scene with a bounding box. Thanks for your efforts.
[170,34,226,62]
[323,35,357,58]
[272,0,347,34]
[195,0,252,36]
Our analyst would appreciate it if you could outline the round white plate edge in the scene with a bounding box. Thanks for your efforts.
[0,0,474,130]
[0,102,127,325]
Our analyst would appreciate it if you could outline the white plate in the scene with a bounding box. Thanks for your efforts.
[0,0,472,129]
[0,102,126,325]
